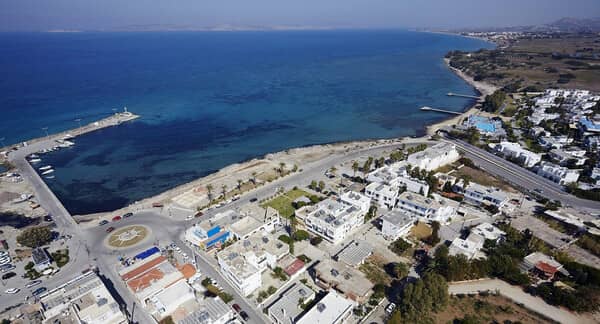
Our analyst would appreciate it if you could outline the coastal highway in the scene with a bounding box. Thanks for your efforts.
[444,137,600,212]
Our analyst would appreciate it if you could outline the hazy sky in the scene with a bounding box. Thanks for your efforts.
[1,0,599,31]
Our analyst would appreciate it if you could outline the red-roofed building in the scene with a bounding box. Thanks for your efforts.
[534,261,559,280]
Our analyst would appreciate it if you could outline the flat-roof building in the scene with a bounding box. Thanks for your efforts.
[217,232,289,296]
[179,297,235,324]
[314,259,373,303]
[490,142,541,168]
[268,283,315,324]
[395,192,456,224]
[536,161,580,185]
[295,290,355,324]
[381,210,414,240]
[407,142,460,171]
[304,198,365,245]
[454,180,509,208]
[40,271,127,324]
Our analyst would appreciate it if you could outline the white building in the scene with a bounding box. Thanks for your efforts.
[538,136,573,150]
[449,233,485,260]
[395,192,456,223]
[295,290,355,324]
[392,175,430,195]
[339,191,371,214]
[549,148,588,166]
[381,210,414,240]
[147,279,196,319]
[454,180,509,208]
[217,232,289,296]
[471,223,505,243]
[268,282,315,324]
[230,206,280,240]
[407,142,460,171]
[304,198,365,244]
[536,161,580,185]
[40,271,127,324]
[364,182,399,209]
[179,297,235,324]
[490,142,542,167]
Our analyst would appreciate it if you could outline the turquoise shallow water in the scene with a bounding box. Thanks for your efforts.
[0,30,492,214]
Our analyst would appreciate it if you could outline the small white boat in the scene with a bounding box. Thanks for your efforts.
[29,154,39,158]
[44,175,55,179]
[29,158,42,163]
[41,169,54,175]
[39,165,52,171]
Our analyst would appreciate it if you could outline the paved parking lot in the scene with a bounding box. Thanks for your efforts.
[511,215,572,248]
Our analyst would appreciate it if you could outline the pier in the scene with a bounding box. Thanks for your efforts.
[420,106,462,115]
[447,92,480,99]
[1,109,139,157]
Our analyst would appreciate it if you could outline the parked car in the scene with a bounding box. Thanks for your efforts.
[232,304,241,312]
[44,215,53,222]
[106,227,115,233]
[112,216,122,222]
[249,197,258,203]
[152,202,164,208]
[123,212,133,218]
[32,287,47,296]
[0,258,11,265]
[2,272,16,280]
[4,288,19,294]
[194,211,203,218]
[25,280,42,288]
[385,303,396,314]
[0,263,13,270]
[240,311,249,321]
[99,220,109,226]
[1,265,15,272]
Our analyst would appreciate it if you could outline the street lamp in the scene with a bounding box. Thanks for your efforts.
[75,118,82,129]
[42,127,49,137]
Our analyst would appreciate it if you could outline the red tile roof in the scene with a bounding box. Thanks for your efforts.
[121,256,167,281]
[178,264,196,279]
[127,268,165,292]
[535,261,558,276]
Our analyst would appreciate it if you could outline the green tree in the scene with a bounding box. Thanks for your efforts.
[221,184,227,198]
[352,161,360,177]
[392,262,409,279]
[279,162,286,176]
[237,179,243,191]
[17,226,52,248]
[250,172,257,185]
[318,180,326,192]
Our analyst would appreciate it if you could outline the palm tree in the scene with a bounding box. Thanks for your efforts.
[279,162,286,176]
[251,171,257,186]
[221,184,228,198]
[206,184,214,201]
[352,161,359,177]
[237,179,243,191]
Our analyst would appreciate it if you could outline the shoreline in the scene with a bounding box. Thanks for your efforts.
[425,58,499,136]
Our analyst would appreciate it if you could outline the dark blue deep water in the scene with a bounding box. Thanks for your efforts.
[0,31,492,214]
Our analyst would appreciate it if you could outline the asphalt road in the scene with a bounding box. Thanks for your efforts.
[444,137,600,212]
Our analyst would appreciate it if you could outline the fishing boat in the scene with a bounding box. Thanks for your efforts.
[39,165,52,171]
[29,154,39,158]
[44,175,55,179]
[29,158,42,163]
[41,169,54,175]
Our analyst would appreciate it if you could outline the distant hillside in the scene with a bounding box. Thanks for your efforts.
[545,17,600,33]
[447,17,600,33]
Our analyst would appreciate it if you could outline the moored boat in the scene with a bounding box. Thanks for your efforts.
[29,158,42,163]
[39,165,52,171]
[41,169,54,175]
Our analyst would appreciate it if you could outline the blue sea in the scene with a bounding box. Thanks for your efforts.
[0,30,492,215]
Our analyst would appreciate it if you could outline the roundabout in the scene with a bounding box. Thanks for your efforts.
[105,225,151,249]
